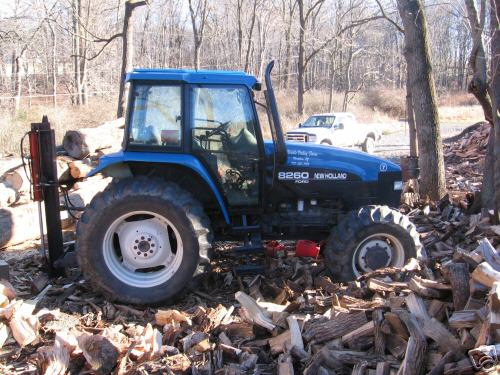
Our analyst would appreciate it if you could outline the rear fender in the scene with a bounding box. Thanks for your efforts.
[88,151,230,223]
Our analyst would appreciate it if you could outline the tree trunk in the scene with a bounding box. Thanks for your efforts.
[397,0,446,200]
[406,72,418,157]
[491,0,500,222]
[464,0,495,208]
[117,1,147,118]
[73,0,82,105]
[297,0,305,115]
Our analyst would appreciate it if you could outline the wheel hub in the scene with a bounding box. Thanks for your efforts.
[115,218,173,271]
[358,239,393,272]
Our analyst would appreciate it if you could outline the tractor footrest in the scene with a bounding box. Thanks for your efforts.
[231,245,264,255]
[230,225,261,234]
[233,264,264,275]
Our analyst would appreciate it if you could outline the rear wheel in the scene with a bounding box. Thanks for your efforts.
[324,205,422,281]
[76,177,212,305]
[320,139,332,145]
[362,137,375,153]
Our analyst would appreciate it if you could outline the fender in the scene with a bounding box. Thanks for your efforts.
[88,151,230,224]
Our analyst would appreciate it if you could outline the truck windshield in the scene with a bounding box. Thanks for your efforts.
[302,115,336,128]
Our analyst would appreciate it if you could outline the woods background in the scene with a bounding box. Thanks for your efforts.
[0,0,489,137]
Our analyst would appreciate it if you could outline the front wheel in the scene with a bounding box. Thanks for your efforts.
[324,206,423,281]
[76,177,212,305]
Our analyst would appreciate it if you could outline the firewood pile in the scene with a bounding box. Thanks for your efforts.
[0,118,123,250]
[0,196,499,374]
[443,122,490,194]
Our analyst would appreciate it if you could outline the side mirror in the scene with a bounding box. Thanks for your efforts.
[298,123,302,128]
[337,123,344,130]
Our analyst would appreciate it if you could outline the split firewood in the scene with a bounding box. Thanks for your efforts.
[235,291,276,331]
[443,262,470,311]
[303,311,368,344]
[268,330,291,355]
[278,353,294,375]
[10,310,39,347]
[155,308,192,326]
[384,312,409,340]
[286,315,304,351]
[77,333,119,374]
[68,160,94,179]
[422,318,462,353]
[489,281,500,341]
[397,311,427,375]
[408,276,449,299]
[0,279,16,300]
[373,309,386,355]
[375,362,391,375]
[475,238,500,271]
[0,182,18,207]
[367,278,408,293]
[36,339,70,375]
[62,118,124,159]
[0,323,9,349]
[471,262,500,288]
[341,321,375,344]
[448,311,480,329]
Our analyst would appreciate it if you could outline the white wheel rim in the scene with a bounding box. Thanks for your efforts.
[352,233,405,277]
[102,210,183,288]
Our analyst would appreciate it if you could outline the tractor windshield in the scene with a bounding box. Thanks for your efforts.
[302,115,336,128]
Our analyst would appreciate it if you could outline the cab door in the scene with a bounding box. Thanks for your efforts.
[190,85,262,207]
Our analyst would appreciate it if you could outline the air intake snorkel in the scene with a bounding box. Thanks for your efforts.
[264,61,287,165]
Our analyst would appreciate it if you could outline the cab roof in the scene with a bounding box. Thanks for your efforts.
[126,68,259,89]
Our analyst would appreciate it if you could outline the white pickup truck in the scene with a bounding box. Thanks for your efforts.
[286,112,381,153]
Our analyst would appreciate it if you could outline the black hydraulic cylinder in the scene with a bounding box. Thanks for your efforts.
[32,116,65,277]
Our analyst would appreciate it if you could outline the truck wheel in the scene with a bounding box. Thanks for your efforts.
[76,177,212,305]
[362,137,375,153]
[324,205,423,281]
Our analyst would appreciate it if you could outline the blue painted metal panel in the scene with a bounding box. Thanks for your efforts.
[88,151,230,224]
[126,68,258,89]
[264,141,400,181]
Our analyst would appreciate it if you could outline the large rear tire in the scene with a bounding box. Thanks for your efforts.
[76,177,212,305]
[324,205,423,281]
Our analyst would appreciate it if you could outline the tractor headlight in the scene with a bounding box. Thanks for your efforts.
[393,181,403,191]
[308,134,317,142]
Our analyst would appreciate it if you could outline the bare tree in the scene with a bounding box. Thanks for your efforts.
[116,0,148,118]
[188,0,209,70]
[297,0,328,115]
[397,0,446,200]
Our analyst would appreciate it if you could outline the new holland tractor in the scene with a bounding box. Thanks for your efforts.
[75,61,422,304]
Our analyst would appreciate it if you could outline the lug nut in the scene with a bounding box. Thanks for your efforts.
[151,244,155,247]
[134,246,137,249]
[135,240,139,243]
[149,250,153,253]
[137,252,141,255]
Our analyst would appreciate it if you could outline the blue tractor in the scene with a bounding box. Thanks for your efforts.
[76,61,422,304]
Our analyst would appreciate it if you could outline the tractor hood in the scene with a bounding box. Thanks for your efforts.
[264,141,400,182]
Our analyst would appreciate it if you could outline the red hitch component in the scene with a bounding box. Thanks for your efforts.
[28,129,43,202]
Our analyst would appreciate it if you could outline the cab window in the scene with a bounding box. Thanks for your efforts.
[128,84,182,148]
